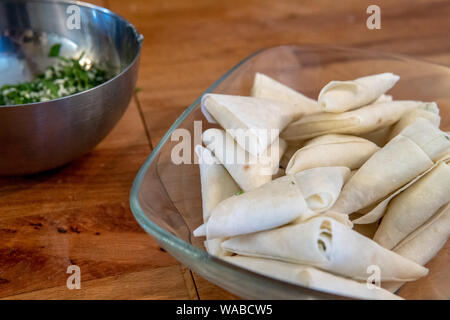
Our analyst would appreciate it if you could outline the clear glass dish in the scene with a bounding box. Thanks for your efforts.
[130,45,450,299]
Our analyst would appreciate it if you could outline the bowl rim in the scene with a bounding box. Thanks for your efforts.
[0,0,143,109]
[129,44,449,299]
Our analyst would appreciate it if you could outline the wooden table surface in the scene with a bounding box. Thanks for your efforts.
[0,0,449,299]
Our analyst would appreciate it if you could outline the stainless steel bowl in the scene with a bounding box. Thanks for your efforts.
[0,0,142,175]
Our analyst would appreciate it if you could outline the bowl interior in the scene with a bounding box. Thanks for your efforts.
[0,0,140,86]
[131,45,450,299]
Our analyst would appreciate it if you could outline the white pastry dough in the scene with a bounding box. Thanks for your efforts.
[203,128,286,192]
[332,119,450,215]
[318,73,399,113]
[281,100,424,142]
[194,167,349,239]
[286,134,379,175]
[202,94,296,156]
[223,256,402,300]
[250,72,321,116]
[222,217,428,282]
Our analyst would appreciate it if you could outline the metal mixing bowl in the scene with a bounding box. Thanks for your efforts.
[0,0,142,175]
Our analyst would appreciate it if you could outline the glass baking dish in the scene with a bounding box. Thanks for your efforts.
[130,45,449,299]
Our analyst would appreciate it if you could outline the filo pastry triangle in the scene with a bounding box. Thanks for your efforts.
[221,216,428,282]
[195,145,240,257]
[318,73,399,113]
[281,100,427,142]
[222,256,402,300]
[250,72,322,116]
[202,128,286,192]
[201,93,298,156]
[331,119,450,215]
[193,167,349,239]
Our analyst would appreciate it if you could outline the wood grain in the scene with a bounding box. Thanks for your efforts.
[2,266,191,300]
[0,98,194,299]
[0,0,449,300]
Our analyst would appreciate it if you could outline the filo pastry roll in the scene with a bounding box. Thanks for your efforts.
[193,167,349,239]
[201,94,297,156]
[318,73,399,113]
[332,119,450,216]
[356,95,394,147]
[383,203,450,293]
[393,202,450,266]
[388,102,440,140]
[203,128,287,192]
[221,216,428,282]
[286,134,379,175]
[222,256,402,300]
[352,153,450,225]
[250,72,322,116]
[373,156,450,249]
[195,145,241,222]
[281,100,424,142]
[195,145,240,256]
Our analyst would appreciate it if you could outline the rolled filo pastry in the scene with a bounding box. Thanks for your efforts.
[202,128,286,192]
[359,94,394,146]
[221,216,429,282]
[222,256,402,300]
[250,72,322,116]
[281,100,424,142]
[383,203,450,293]
[388,102,440,140]
[195,145,241,257]
[373,157,450,249]
[393,202,450,266]
[318,73,399,113]
[332,119,450,215]
[352,153,450,225]
[193,167,349,239]
[286,134,379,175]
[201,93,297,156]
[195,145,241,223]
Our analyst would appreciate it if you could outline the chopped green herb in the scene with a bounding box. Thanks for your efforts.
[48,43,61,57]
[445,135,449,141]
[235,190,244,196]
[134,87,142,93]
[291,181,296,185]
[0,44,109,106]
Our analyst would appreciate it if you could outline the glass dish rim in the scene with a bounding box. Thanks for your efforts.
[129,44,449,299]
